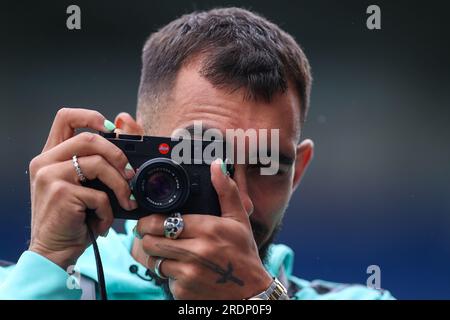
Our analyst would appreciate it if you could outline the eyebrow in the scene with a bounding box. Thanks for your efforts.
[184,124,218,139]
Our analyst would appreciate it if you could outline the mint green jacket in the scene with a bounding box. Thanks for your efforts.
[0,220,394,300]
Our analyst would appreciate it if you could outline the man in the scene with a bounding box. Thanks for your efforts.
[0,7,393,300]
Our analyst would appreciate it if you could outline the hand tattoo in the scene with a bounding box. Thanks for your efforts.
[155,243,244,286]
[215,262,243,286]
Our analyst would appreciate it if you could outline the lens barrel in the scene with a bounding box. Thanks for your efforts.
[131,158,190,212]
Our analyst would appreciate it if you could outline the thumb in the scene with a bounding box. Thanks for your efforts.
[210,158,250,225]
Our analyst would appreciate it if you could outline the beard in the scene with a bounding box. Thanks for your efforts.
[154,217,282,300]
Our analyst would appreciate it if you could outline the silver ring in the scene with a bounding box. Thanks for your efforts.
[72,155,86,182]
[163,212,184,240]
[154,257,168,279]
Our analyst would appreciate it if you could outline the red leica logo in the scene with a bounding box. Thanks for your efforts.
[158,143,170,155]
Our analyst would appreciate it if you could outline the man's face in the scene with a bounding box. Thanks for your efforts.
[136,61,310,255]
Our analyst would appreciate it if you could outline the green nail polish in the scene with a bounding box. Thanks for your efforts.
[125,163,133,171]
[132,225,142,239]
[103,119,116,132]
[129,194,136,201]
[220,160,228,176]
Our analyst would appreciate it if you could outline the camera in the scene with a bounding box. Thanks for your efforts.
[82,132,233,219]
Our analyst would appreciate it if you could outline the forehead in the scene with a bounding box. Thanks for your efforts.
[151,62,301,144]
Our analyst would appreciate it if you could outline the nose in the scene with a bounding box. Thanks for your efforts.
[232,164,254,216]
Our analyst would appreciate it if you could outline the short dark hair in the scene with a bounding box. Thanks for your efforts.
[137,7,312,129]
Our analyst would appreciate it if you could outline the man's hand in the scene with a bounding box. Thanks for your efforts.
[28,108,137,270]
[135,159,273,300]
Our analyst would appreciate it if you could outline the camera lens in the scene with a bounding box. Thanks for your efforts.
[145,171,177,202]
[131,158,190,212]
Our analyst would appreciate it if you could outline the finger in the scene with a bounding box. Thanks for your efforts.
[210,159,248,223]
[52,156,137,211]
[71,184,114,237]
[146,255,181,280]
[114,112,144,135]
[78,156,137,211]
[136,214,217,238]
[43,108,115,152]
[39,132,134,180]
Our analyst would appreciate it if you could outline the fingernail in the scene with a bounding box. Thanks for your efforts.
[103,119,116,132]
[219,159,228,176]
[132,225,142,239]
[128,194,138,210]
[125,163,135,179]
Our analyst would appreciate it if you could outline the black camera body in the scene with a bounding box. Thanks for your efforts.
[83,132,232,220]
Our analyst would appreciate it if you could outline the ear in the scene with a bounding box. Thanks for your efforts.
[292,139,314,192]
[114,112,144,135]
